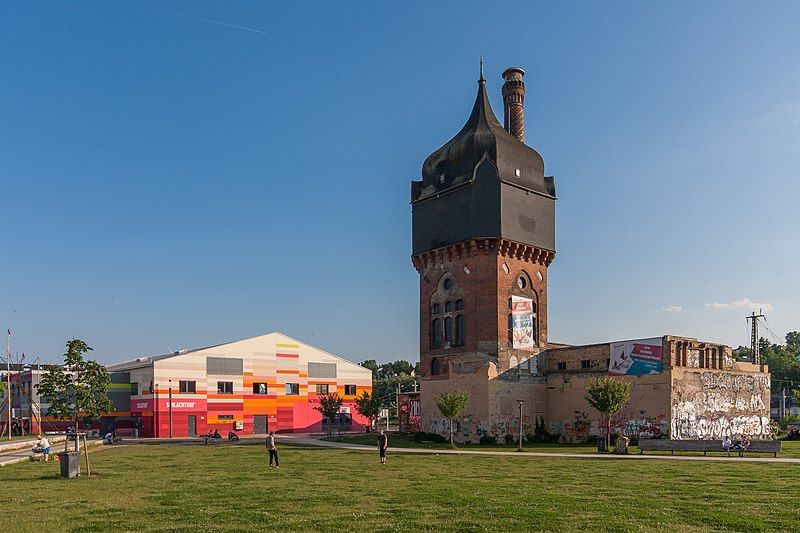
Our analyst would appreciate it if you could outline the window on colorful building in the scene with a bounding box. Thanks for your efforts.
[218,415,234,420]
[131,382,139,395]
[344,384,356,395]
[285,383,299,395]
[315,384,329,395]
[253,382,268,395]
[217,381,233,394]
[179,380,196,394]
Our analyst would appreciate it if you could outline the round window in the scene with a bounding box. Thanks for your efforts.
[444,278,453,290]
[517,276,527,289]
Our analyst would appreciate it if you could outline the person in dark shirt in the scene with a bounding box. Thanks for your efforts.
[378,429,388,464]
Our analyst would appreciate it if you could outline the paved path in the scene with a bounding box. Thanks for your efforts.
[0,440,105,467]
[281,434,800,464]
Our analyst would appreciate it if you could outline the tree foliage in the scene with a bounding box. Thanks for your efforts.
[36,339,114,431]
[435,389,470,447]
[358,359,419,416]
[354,390,382,430]
[585,376,631,449]
[314,393,344,437]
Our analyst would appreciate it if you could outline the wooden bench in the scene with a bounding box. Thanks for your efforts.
[639,439,781,457]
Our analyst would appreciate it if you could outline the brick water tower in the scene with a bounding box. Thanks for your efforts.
[411,65,556,436]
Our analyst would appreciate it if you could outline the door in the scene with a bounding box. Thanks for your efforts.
[187,415,197,437]
[253,415,267,435]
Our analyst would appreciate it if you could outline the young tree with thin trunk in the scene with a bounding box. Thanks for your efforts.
[354,390,382,433]
[585,376,631,450]
[435,389,470,448]
[315,393,344,437]
[36,339,114,434]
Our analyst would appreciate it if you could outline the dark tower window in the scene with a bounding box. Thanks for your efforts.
[431,357,442,375]
[443,278,453,290]
[444,317,453,342]
[433,303,441,315]
[432,318,442,348]
[507,313,513,343]
[456,314,465,343]
[517,276,527,289]
[456,299,464,311]
[445,301,452,313]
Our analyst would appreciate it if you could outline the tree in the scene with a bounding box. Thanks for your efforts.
[354,390,382,432]
[435,389,470,447]
[786,331,800,357]
[359,359,380,379]
[36,339,114,433]
[314,393,343,437]
[585,377,631,450]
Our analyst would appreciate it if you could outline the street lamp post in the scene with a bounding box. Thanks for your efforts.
[516,400,525,452]
[168,380,173,439]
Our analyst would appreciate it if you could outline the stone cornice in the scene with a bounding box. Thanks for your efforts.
[411,238,555,272]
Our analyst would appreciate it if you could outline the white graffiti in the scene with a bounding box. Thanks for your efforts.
[672,401,771,439]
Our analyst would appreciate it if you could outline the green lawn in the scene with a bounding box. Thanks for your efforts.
[324,433,800,458]
[1,442,799,532]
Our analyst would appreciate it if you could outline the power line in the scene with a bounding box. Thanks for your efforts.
[759,316,784,345]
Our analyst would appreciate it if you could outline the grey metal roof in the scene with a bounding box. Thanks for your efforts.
[411,75,555,204]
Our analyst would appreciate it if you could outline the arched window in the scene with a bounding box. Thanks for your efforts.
[431,357,442,375]
[444,316,453,342]
[432,303,441,315]
[455,299,464,311]
[456,314,465,343]
[507,313,514,343]
[443,278,453,290]
[445,301,452,313]
[431,318,442,348]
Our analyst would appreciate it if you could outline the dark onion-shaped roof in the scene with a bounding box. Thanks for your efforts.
[412,77,554,203]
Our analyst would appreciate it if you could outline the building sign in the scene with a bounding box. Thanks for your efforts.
[609,337,663,376]
[511,296,534,351]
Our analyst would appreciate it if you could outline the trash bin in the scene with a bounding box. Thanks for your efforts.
[58,451,80,478]
[596,437,607,452]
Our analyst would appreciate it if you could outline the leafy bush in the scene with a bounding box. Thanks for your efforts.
[479,434,497,445]
[411,431,447,443]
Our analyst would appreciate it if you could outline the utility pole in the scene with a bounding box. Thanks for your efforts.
[516,400,525,452]
[7,329,11,441]
[746,310,765,365]
[780,387,786,421]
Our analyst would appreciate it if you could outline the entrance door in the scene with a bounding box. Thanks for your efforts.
[253,415,267,434]
[187,415,197,437]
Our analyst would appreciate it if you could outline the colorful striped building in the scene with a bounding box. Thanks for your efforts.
[106,332,372,437]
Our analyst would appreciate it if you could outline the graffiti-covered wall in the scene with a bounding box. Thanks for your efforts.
[670,367,771,440]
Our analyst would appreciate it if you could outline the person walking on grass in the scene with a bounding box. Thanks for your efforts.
[266,431,279,468]
[378,429,388,464]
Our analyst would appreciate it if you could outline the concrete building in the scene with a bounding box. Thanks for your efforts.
[106,332,372,437]
[411,65,771,443]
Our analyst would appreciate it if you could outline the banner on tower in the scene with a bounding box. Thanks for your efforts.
[608,337,663,376]
[511,296,534,351]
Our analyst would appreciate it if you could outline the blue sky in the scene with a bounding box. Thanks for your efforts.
[2,1,798,365]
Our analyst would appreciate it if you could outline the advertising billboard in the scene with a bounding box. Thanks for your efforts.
[608,337,663,376]
[511,295,535,351]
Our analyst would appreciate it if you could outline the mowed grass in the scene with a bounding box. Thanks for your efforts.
[1,442,799,532]
[325,433,800,458]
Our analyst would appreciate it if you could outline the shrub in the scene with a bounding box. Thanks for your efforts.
[411,431,447,443]
[479,434,497,445]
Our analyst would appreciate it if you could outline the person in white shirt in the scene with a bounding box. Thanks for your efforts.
[721,436,732,452]
[38,435,51,462]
